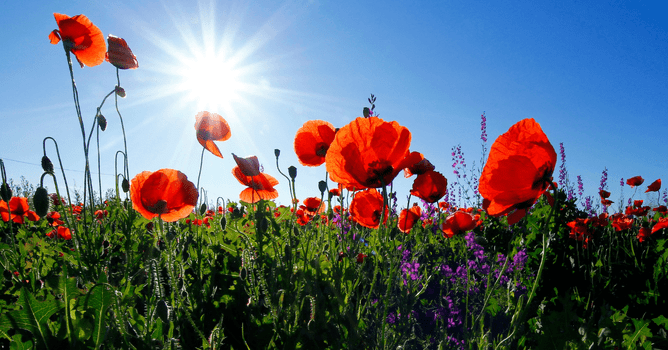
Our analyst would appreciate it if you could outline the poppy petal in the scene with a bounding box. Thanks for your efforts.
[195,111,231,158]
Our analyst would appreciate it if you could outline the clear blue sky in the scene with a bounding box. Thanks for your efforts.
[1,0,667,210]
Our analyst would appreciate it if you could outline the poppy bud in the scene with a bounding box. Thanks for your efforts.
[156,300,170,323]
[220,216,227,230]
[115,85,126,98]
[121,178,130,193]
[318,181,327,195]
[284,244,292,262]
[288,166,297,180]
[41,156,54,173]
[97,115,107,131]
[363,107,371,118]
[257,217,268,233]
[34,187,50,217]
[274,149,281,158]
[199,203,207,215]
[0,183,10,202]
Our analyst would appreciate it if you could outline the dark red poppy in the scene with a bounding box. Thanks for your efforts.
[49,13,106,68]
[232,154,260,176]
[478,118,557,225]
[599,190,611,199]
[356,253,368,263]
[589,213,609,227]
[654,205,667,215]
[652,217,668,234]
[398,204,422,234]
[130,169,199,222]
[296,209,310,226]
[626,176,644,188]
[105,35,138,69]
[637,227,651,242]
[646,179,661,193]
[46,211,64,227]
[441,210,482,238]
[0,197,40,224]
[326,116,412,190]
[601,199,614,206]
[410,170,447,203]
[195,111,231,158]
[232,167,279,204]
[349,188,388,229]
[294,120,336,166]
[611,214,633,231]
[403,152,435,178]
[567,218,592,248]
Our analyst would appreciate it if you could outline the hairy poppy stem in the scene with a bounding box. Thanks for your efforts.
[43,137,73,210]
[115,68,130,182]
[196,147,205,205]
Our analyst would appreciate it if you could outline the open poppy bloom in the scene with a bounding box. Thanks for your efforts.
[410,170,447,203]
[611,213,634,231]
[637,227,652,242]
[294,120,336,166]
[49,13,106,68]
[599,190,611,199]
[195,111,231,158]
[1,197,40,224]
[301,197,324,216]
[626,176,644,187]
[566,218,592,248]
[106,34,138,69]
[232,167,279,204]
[403,152,435,178]
[652,217,668,234]
[130,169,198,222]
[349,188,388,229]
[232,154,260,177]
[478,118,557,225]
[398,204,422,234]
[646,179,661,193]
[326,116,412,190]
[441,210,482,238]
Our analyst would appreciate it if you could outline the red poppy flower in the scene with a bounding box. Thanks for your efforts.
[356,253,368,263]
[49,13,106,68]
[652,217,668,234]
[302,197,324,216]
[232,167,279,204]
[398,204,422,234]
[105,34,138,69]
[626,176,644,188]
[611,214,634,231]
[232,154,260,176]
[654,205,667,215]
[601,199,614,206]
[646,179,661,193]
[637,227,651,242]
[46,211,64,227]
[410,170,448,203]
[567,218,592,248]
[194,111,231,158]
[403,152,435,178]
[589,213,609,227]
[441,210,482,238]
[294,120,336,166]
[349,188,388,229]
[296,209,310,226]
[326,116,412,190]
[438,201,450,212]
[478,118,557,225]
[130,169,199,222]
[0,197,40,224]
[599,190,611,199]
[57,226,72,240]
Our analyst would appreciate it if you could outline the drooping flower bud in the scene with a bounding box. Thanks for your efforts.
[121,178,130,193]
[318,180,327,195]
[219,216,227,230]
[34,187,50,217]
[41,156,54,173]
[1,183,12,202]
[199,203,207,215]
[97,115,107,131]
[115,85,126,98]
[363,107,371,118]
[288,166,297,180]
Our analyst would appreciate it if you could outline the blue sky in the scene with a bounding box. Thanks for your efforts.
[1,0,667,210]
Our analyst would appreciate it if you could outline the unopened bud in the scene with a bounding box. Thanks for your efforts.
[115,85,126,98]
[34,187,50,217]
[41,156,54,173]
[1,183,12,202]
[121,178,130,193]
[97,115,107,131]
[220,216,227,230]
[199,203,207,215]
[288,166,297,180]
[274,149,281,158]
[318,181,327,195]
[363,107,371,118]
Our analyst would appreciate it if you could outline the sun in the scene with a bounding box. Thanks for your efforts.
[180,53,243,111]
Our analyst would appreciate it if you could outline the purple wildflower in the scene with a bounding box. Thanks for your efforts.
[599,168,608,192]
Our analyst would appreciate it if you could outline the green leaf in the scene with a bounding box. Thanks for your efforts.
[9,333,34,350]
[0,287,61,349]
[84,274,115,349]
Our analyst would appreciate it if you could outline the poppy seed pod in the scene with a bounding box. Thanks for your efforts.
[288,166,297,180]
[0,183,11,202]
[318,181,327,195]
[33,187,50,218]
[97,115,107,131]
[363,107,371,118]
[121,178,130,193]
[274,149,281,158]
[41,156,54,173]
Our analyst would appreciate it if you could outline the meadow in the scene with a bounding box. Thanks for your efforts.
[1,12,667,350]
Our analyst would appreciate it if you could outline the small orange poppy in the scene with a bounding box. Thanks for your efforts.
[294,120,336,166]
[479,118,556,225]
[0,197,40,224]
[302,197,324,216]
[410,170,447,203]
[441,210,482,238]
[130,169,198,222]
[232,154,260,177]
[195,111,231,158]
[49,13,106,68]
[105,34,138,69]
[232,167,279,204]
[398,204,422,234]
[652,217,668,234]
[326,116,412,190]
[349,188,387,229]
